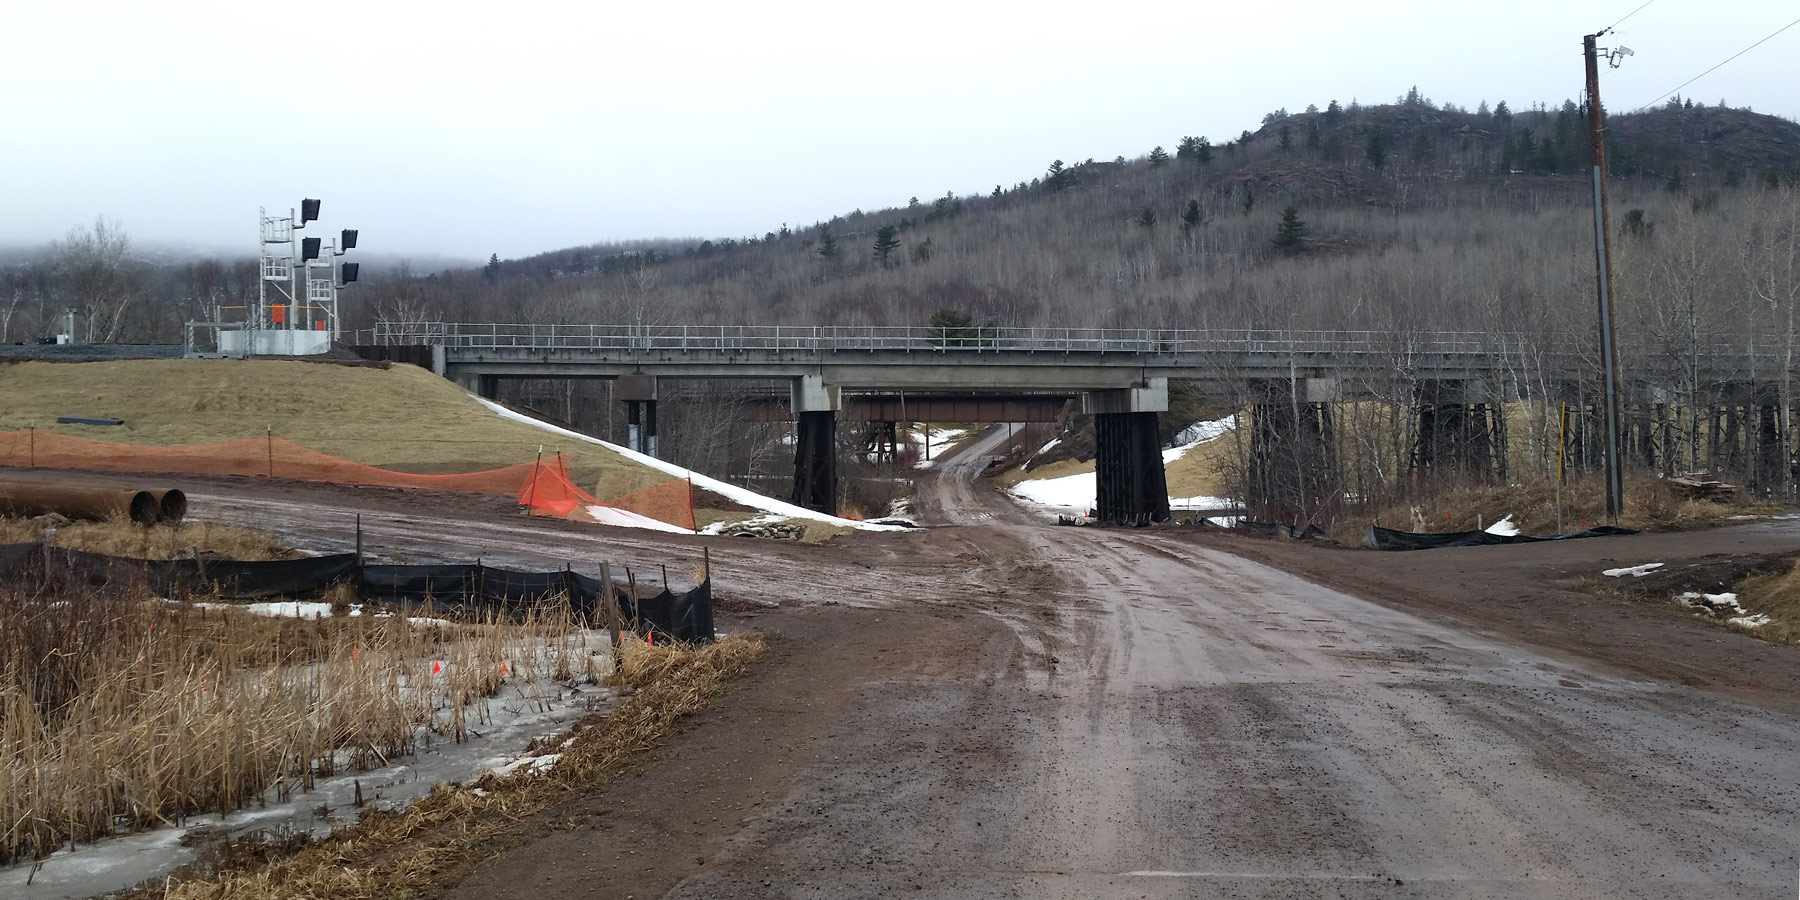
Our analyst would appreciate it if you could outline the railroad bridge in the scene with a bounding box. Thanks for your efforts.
[369,323,1784,522]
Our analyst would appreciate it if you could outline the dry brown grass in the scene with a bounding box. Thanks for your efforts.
[0,359,671,500]
[0,577,610,865]
[1731,561,1800,644]
[0,515,291,560]
[1333,472,1780,544]
[137,631,766,900]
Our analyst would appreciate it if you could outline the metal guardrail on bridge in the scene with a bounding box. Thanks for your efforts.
[373,323,1549,357]
[372,322,1791,372]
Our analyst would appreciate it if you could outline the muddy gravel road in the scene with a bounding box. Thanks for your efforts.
[8,449,1800,897]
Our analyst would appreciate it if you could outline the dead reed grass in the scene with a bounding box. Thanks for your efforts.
[0,514,291,561]
[1333,471,1780,543]
[0,574,609,865]
[139,631,766,900]
[1730,560,1800,644]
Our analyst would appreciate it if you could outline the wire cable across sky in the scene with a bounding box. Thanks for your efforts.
[1633,14,1800,111]
[1606,0,1657,32]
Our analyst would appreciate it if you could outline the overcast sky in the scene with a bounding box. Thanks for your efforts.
[4,0,1797,263]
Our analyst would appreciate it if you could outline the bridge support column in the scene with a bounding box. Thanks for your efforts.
[1084,378,1170,525]
[791,375,841,514]
[1245,378,1338,524]
[619,375,658,458]
[1412,380,1501,479]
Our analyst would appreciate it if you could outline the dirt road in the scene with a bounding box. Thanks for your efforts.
[909,424,1039,526]
[9,449,1800,897]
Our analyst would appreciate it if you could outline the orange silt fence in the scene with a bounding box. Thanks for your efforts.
[605,476,698,532]
[0,429,697,532]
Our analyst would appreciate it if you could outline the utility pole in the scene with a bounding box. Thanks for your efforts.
[1585,30,1629,520]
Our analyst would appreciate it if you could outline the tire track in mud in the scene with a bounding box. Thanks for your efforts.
[42,454,1799,897]
[661,444,1800,898]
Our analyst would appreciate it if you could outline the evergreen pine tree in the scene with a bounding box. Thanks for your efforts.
[1177,136,1202,162]
[1180,199,1203,236]
[872,225,902,267]
[1272,206,1308,250]
[1149,145,1170,167]
[1278,125,1292,151]
[816,227,841,262]
[1365,130,1390,169]
[1136,207,1157,229]
[484,254,501,283]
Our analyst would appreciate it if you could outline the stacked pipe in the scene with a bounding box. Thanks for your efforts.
[0,480,187,526]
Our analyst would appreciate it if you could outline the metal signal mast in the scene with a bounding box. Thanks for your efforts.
[237,199,360,355]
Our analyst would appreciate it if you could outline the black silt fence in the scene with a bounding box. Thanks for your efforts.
[0,543,716,643]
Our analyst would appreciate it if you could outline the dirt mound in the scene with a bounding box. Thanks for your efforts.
[0,358,676,503]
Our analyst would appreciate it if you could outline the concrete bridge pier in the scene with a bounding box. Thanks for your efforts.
[792,375,841,514]
[1084,378,1170,525]
[618,375,660,458]
[1245,378,1339,524]
[1412,379,1503,480]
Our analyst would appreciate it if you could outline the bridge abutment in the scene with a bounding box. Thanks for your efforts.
[454,374,500,399]
[1084,379,1170,524]
[791,376,841,514]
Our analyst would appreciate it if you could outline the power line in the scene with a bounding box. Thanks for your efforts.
[1607,0,1656,32]
[1633,14,1800,111]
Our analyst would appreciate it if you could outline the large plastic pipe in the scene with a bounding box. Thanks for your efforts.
[146,489,187,525]
[0,480,164,525]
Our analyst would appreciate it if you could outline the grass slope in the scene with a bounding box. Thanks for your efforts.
[0,359,673,500]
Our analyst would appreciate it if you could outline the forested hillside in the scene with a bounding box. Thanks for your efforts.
[357,93,1800,343]
[5,92,1797,511]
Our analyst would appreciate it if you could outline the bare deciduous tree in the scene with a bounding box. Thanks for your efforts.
[54,217,138,342]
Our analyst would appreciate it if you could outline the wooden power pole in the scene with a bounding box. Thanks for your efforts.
[1585,30,1627,520]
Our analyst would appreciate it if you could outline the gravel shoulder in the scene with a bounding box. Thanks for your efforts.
[1185,521,1800,714]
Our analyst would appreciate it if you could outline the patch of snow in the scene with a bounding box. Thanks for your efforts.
[913,427,969,470]
[583,504,693,534]
[1676,591,1748,616]
[1728,613,1772,629]
[1007,469,1231,513]
[1603,563,1665,578]
[1169,416,1234,453]
[488,752,562,778]
[1483,515,1520,537]
[1008,471,1097,510]
[475,397,901,531]
[193,602,456,628]
[1171,495,1236,510]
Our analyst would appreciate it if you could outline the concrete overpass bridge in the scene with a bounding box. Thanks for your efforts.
[369,323,1786,522]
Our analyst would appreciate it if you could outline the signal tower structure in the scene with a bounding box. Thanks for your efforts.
[250,199,360,354]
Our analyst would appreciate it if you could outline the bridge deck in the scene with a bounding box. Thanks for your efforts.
[379,323,1780,396]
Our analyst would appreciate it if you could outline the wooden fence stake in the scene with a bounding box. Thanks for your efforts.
[600,561,621,654]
